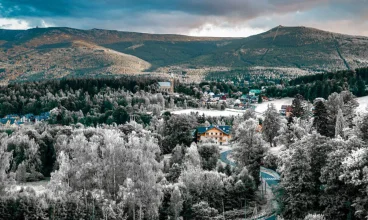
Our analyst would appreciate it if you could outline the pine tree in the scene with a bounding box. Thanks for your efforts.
[356,77,366,97]
[325,93,343,137]
[359,114,368,142]
[281,147,316,219]
[313,100,329,137]
[16,162,28,183]
[262,104,281,147]
[335,109,345,138]
[170,186,183,220]
[291,94,304,118]
[340,91,359,128]
[0,142,13,193]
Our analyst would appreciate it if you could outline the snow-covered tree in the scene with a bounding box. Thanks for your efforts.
[355,113,368,142]
[304,214,326,220]
[326,92,343,137]
[276,117,307,148]
[184,142,202,169]
[339,90,359,128]
[335,109,345,138]
[233,118,265,185]
[0,140,14,193]
[280,146,316,219]
[291,94,304,118]
[339,147,368,219]
[170,186,183,219]
[262,103,281,147]
[313,100,329,137]
[198,141,220,170]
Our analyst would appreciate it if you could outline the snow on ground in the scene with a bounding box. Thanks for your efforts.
[171,109,244,117]
[7,180,50,196]
[172,98,293,117]
[268,145,285,156]
[254,98,293,114]
[356,96,368,113]
[218,144,232,153]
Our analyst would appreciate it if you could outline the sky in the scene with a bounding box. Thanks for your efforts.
[0,0,367,37]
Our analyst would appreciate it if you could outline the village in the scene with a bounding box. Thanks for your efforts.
[0,112,50,128]
[156,79,296,146]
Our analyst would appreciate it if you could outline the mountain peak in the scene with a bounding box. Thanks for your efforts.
[0,26,368,83]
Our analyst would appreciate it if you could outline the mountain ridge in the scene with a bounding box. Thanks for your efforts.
[1,25,368,82]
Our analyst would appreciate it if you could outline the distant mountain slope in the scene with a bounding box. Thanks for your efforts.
[189,26,368,71]
[0,39,151,82]
[0,26,367,82]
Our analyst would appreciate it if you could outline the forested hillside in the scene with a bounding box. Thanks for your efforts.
[1,26,368,82]
[266,67,368,100]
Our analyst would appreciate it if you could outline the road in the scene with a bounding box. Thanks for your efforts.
[220,150,280,220]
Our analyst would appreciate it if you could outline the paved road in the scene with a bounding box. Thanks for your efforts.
[220,150,280,220]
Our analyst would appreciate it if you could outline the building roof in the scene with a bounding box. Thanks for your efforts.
[249,89,261,94]
[0,118,15,125]
[197,125,231,135]
[158,82,171,87]
[240,95,248,99]
[23,113,35,118]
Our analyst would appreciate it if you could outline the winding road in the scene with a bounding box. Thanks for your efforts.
[220,150,280,220]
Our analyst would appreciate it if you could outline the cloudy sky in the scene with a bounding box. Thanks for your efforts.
[0,0,367,37]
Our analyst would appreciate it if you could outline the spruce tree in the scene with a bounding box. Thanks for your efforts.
[356,77,366,97]
[313,100,329,137]
[262,104,281,147]
[360,114,368,142]
[291,94,304,118]
[335,109,345,138]
[258,95,262,103]
[170,186,183,220]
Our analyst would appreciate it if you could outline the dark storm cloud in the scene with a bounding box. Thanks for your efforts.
[0,0,346,19]
[0,0,367,36]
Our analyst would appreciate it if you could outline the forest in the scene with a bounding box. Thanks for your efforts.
[266,67,368,100]
[0,70,368,219]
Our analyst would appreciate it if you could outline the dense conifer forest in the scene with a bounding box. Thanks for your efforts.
[266,67,368,100]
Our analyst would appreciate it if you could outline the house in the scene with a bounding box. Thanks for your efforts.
[250,96,258,103]
[212,94,227,102]
[4,114,20,120]
[256,124,263,132]
[158,81,174,93]
[196,125,232,145]
[21,113,35,123]
[262,96,269,102]
[279,105,292,116]
[0,118,23,128]
[240,95,248,102]
[249,89,262,96]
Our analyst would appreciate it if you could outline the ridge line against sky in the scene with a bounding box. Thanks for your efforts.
[0,0,367,37]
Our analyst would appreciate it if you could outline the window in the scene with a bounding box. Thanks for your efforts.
[206,133,209,135]
[220,133,222,136]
